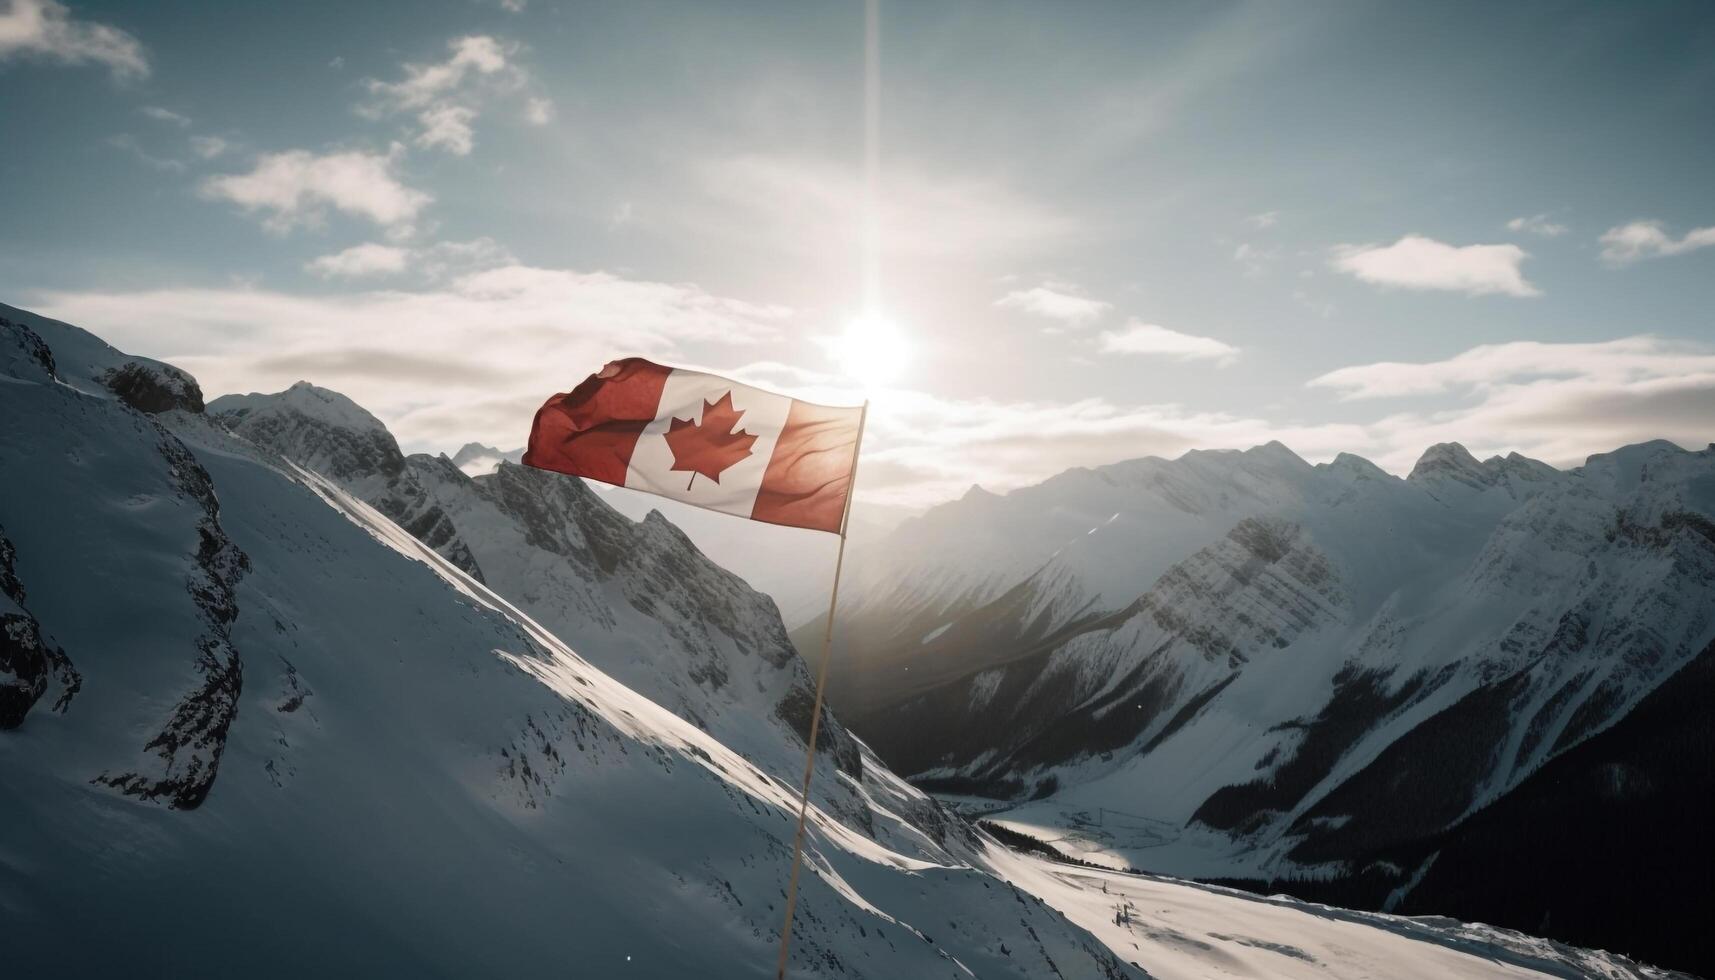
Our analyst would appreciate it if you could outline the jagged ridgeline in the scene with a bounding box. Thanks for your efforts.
[0,304,1140,979]
[805,422,1715,975]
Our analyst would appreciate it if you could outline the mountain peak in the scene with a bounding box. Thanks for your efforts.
[449,442,523,476]
[1247,439,1310,467]
[1323,451,1391,482]
[1407,442,1486,486]
[211,381,389,437]
[454,441,499,460]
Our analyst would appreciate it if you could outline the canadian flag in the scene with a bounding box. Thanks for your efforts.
[523,358,864,535]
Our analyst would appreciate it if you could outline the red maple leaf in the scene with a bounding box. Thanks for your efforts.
[663,391,758,489]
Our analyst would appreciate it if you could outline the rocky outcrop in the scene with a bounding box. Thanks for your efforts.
[100,360,205,414]
[0,526,82,728]
[93,430,250,809]
[0,313,57,380]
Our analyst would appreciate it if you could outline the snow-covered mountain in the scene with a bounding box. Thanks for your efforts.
[1,302,1689,978]
[449,441,523,477]
[0,304,1140,978]
[208,379,865,795]
[805,436,1715,972]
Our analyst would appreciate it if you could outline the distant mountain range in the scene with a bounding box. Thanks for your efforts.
[801,432,1715,974]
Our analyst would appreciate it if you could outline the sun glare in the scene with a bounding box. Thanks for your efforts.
[837,310,912,389]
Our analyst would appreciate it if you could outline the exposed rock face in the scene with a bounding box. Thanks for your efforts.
[100,360,205,414]
[0,526,82,728]
[92,435,249,809]
[0,313,57,379]
[0,320,82,730]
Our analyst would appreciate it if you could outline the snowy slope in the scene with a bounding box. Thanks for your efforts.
[818,432,1715,900]
[207,379,867,804]
[0,306,1138,978]
[988,847,1686,980]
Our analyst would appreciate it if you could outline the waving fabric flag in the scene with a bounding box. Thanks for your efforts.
[523,358,864,534]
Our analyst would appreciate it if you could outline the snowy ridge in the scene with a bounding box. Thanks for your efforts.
[821,427,1715,912]
[208,378,867,796]
[0,308,1138,978]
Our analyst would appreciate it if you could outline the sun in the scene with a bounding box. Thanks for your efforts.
[837,310,912,389]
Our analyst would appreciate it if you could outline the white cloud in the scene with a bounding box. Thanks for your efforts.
[199,147,431,232]
[31,266,792,453]
[0,0,147,79]
[1598,220,1715,265]
[1245,210,1279,229]
[368,35,509,109]
[189,134,229,159]
[1098,320,1239,364]
[140,105,189,127]
[415,103,479,155]
[994,284,1110,326]
[362,35,541,156]
[305,243,410,279]
[1506,213,1567,237]
[1330,234,1539,297]
[1307,336,1715,472]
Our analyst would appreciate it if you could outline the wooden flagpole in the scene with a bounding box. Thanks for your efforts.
[774,399,868,980]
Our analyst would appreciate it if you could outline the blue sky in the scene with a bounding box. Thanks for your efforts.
[3,0,1713,508]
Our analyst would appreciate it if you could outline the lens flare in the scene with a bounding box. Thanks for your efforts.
[837,311,911,389]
